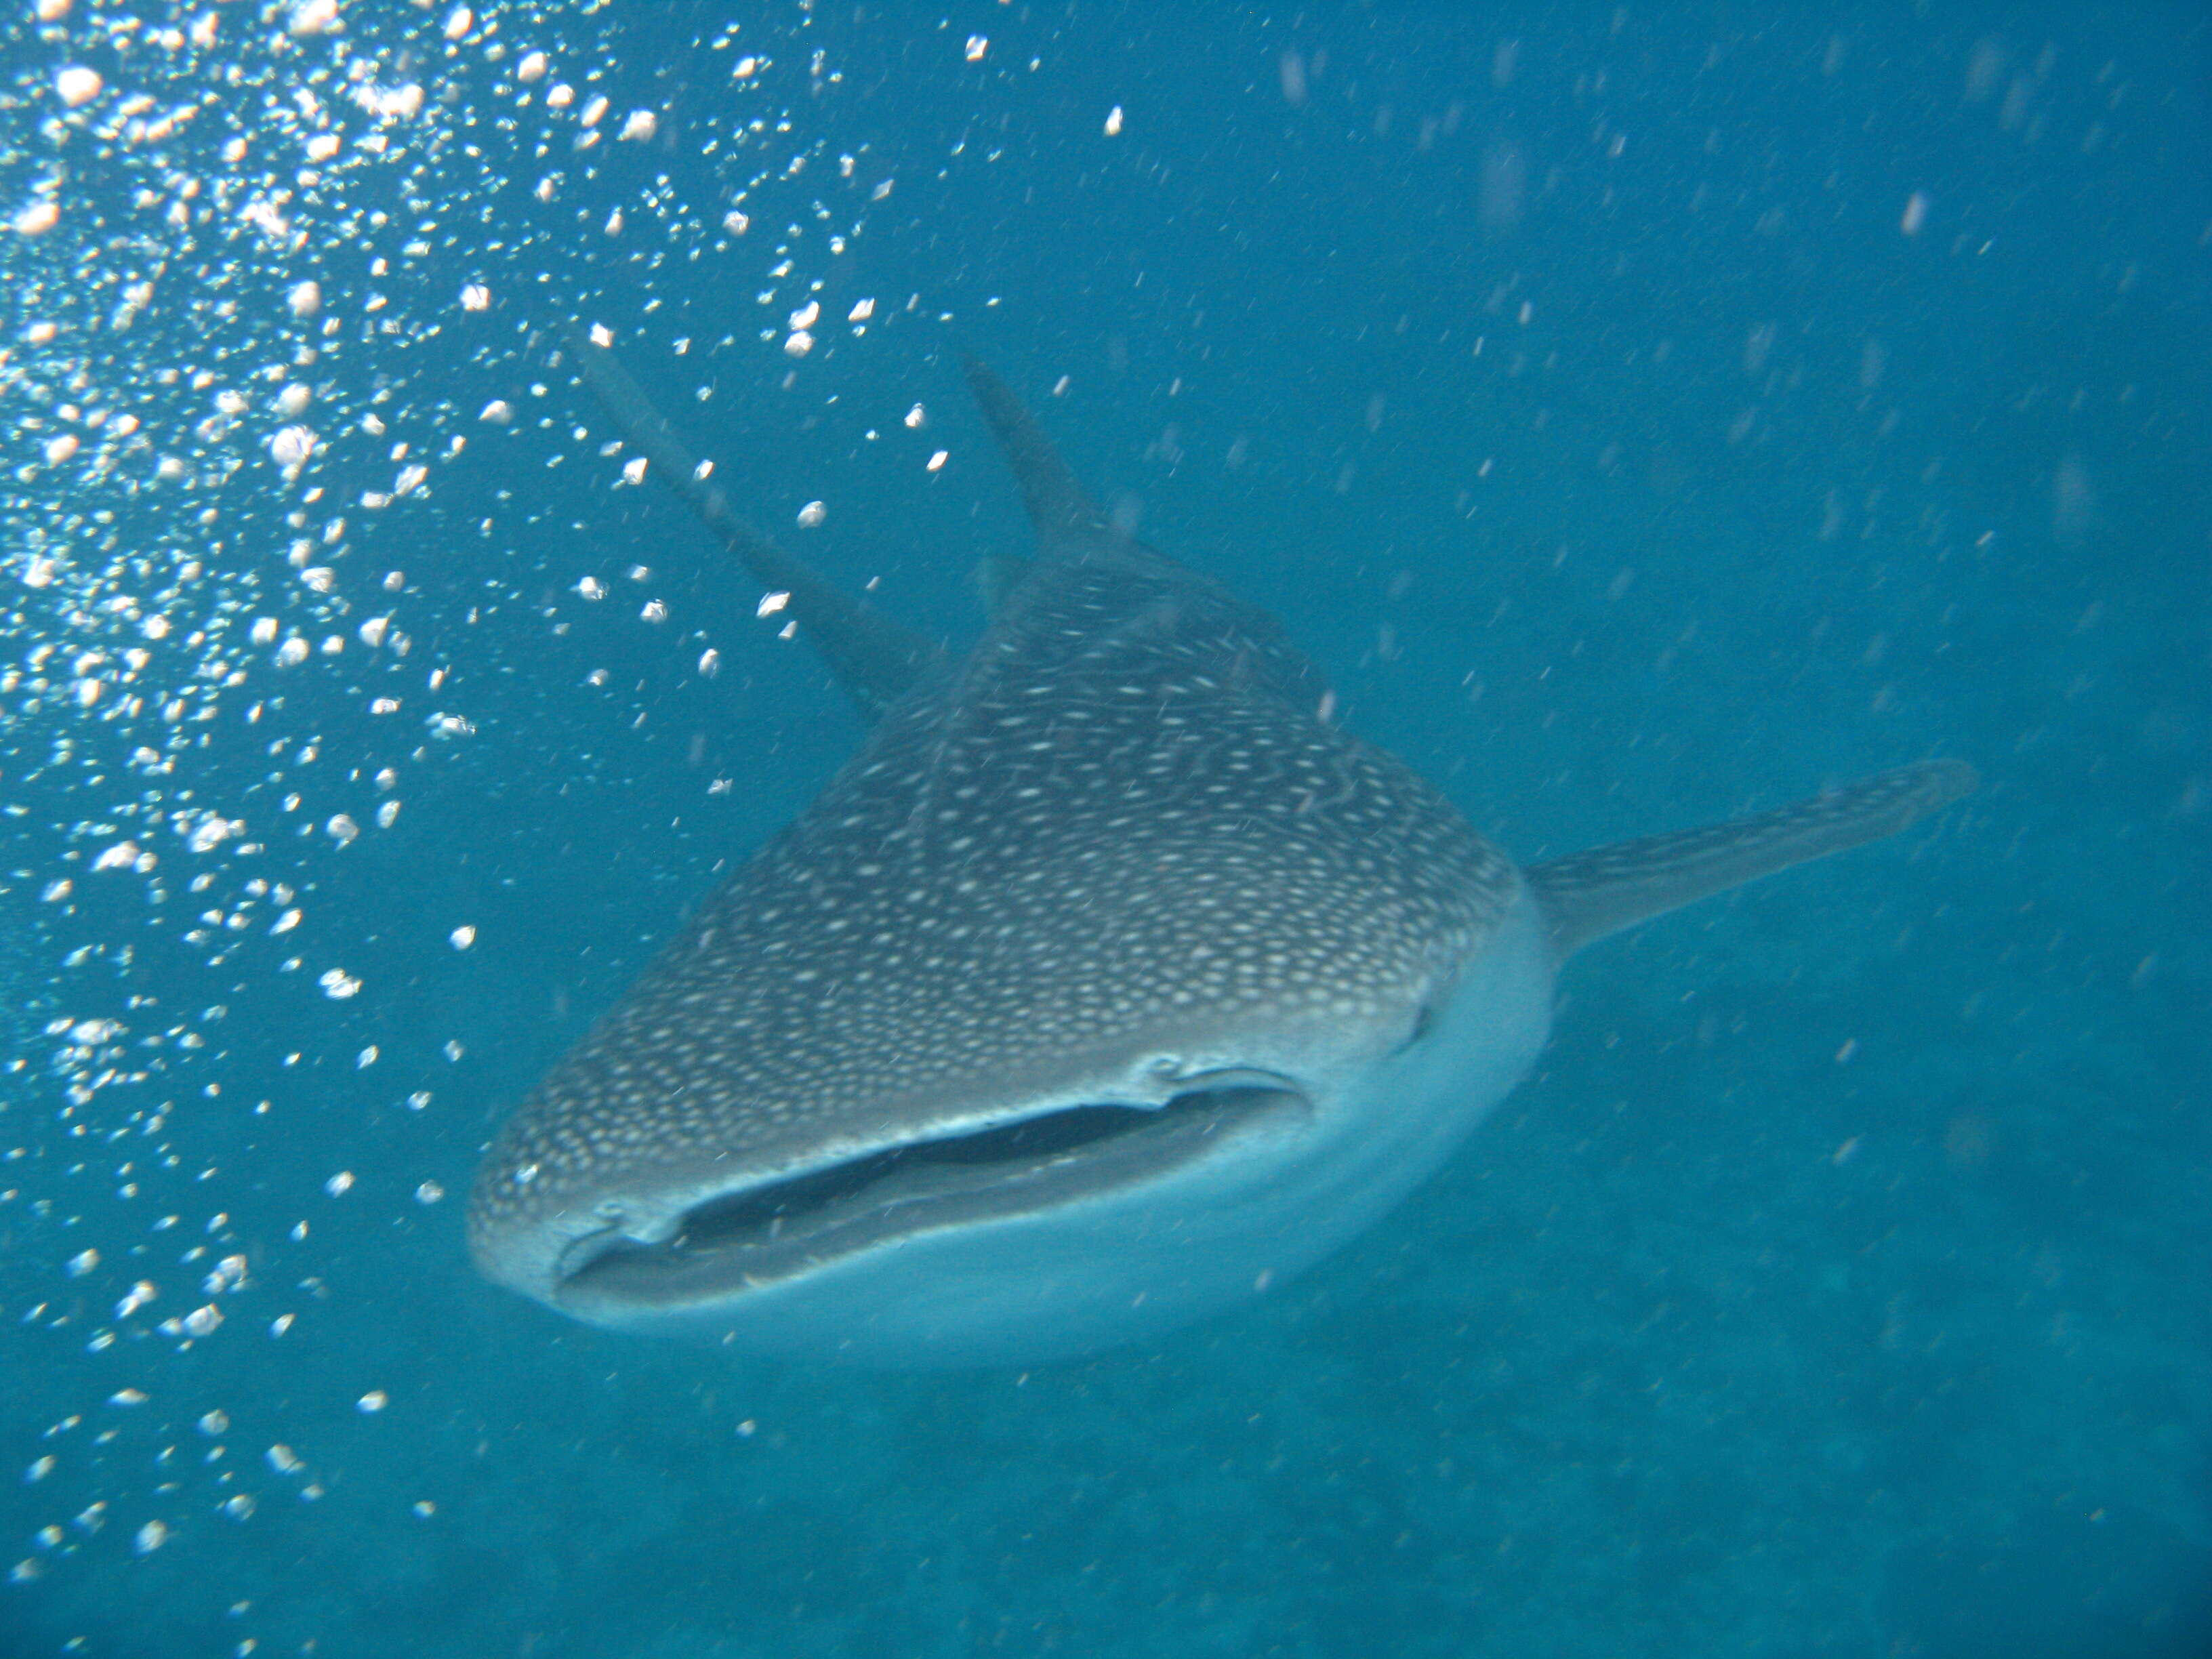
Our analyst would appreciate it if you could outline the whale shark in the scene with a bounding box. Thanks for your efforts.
[467,336,1975,1366]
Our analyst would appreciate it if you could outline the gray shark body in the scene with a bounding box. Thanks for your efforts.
[468,346,1973,1366]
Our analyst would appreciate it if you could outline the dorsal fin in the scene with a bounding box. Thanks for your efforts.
[563,326,943,720]
[958,355,1109,552]
[971,552,1036,617]
[1526,759,1977,959]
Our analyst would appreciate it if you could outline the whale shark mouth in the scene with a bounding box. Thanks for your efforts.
[553,1080,1307,1315]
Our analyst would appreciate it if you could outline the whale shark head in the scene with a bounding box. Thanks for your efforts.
[467,348,1973,1366]
[470,512,1551,1365]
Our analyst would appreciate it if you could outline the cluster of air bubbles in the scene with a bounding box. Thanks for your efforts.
[0,0,928,1612]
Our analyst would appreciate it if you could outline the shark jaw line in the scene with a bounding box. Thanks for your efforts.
[551,1074,1311,1322]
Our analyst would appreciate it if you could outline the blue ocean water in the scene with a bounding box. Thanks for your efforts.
[1,2,2205,1656]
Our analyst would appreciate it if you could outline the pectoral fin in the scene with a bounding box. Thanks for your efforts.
[563,325,944,720]
[1526,759,1977,959]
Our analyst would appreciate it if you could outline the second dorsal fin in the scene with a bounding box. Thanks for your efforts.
[565,326,943,720]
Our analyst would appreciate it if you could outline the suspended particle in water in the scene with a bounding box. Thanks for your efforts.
[269,426,316,467]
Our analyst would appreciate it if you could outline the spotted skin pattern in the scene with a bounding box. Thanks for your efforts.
[470,533,1517,1250]
[468,350,1974,1349]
